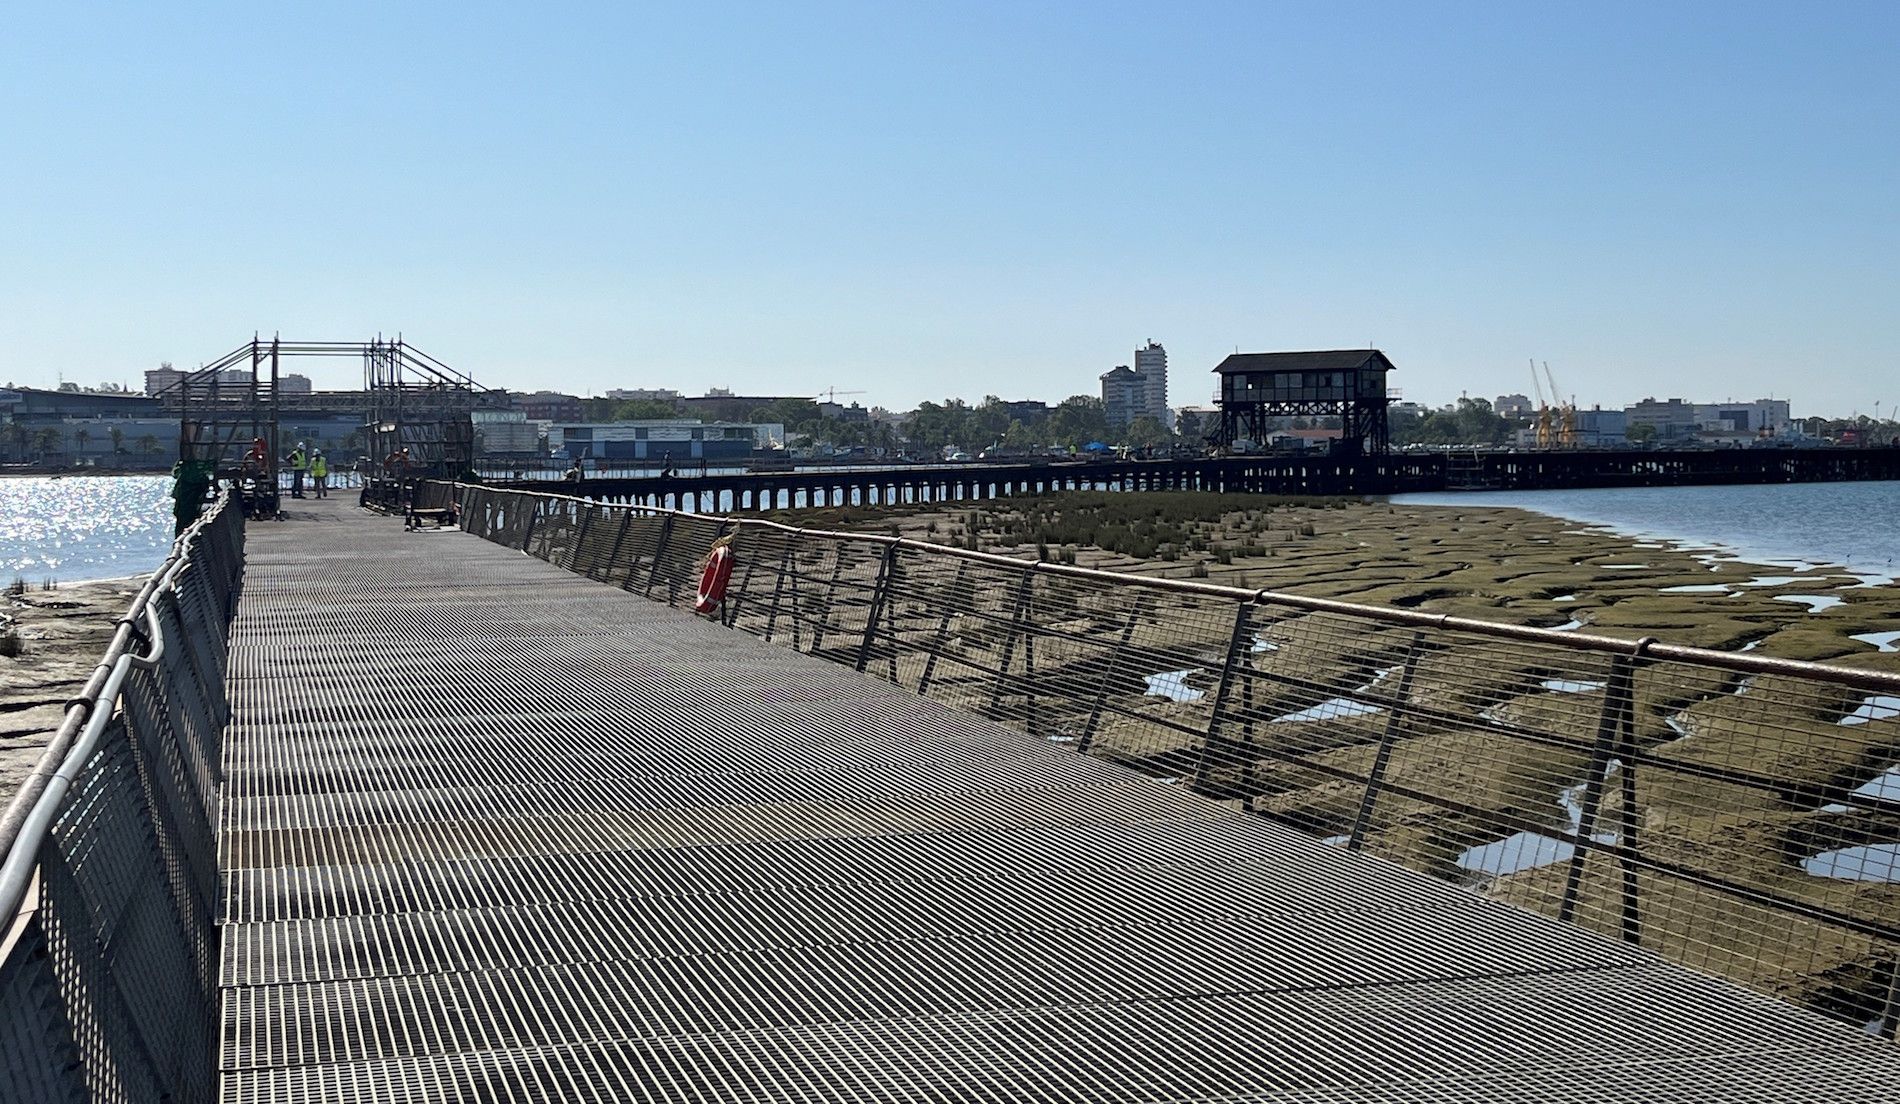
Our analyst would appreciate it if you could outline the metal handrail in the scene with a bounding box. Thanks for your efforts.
[445,481,1900,695]
[0,492,231,930]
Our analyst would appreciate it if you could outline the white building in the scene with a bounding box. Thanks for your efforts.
[551,420,767,463]
[1693,399,1792,438]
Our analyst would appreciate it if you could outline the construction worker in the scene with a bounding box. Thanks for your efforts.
[310,448,329,499]
[287,442,307,498]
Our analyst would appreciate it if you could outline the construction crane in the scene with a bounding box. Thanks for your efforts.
[1543,361,1577,448]
[1529,359,1554,449]
[815,387,866,404]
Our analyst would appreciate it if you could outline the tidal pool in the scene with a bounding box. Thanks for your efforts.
[1776,594,1844,613]
[1803,843,1900,883]
[1144,669,1205,703]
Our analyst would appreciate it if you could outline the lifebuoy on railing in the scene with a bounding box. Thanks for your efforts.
[693,543,735,614]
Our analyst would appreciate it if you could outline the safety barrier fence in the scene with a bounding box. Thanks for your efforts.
[448,480,1900,1036]
[0,492,243,1104]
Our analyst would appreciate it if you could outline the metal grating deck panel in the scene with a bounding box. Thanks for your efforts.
[218,499,1900,1101]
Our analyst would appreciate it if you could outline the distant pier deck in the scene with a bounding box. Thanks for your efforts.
[211,496,1900,1100]
[505,446,1900,512]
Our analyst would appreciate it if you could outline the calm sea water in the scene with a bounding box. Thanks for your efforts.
[0,476,176,583]
[1392,481,1900,581]
[6,475,1897,586]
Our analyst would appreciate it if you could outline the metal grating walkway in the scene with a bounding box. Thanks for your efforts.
[219,499,1900,1102]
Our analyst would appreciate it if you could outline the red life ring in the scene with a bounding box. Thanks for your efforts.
[693,545,734,614]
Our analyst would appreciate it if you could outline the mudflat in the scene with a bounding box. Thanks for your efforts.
[0,577,144,810]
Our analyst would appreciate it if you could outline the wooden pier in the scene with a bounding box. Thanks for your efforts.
[213,497,1900,1101]
[508,446,1900,512]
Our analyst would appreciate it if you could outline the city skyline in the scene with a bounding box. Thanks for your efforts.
[3,4,1894,414]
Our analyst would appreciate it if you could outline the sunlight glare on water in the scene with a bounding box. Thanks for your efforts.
[0,475,175,582]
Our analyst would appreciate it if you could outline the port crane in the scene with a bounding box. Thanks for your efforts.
[814,387,866,404]
[1529,359,1576,448]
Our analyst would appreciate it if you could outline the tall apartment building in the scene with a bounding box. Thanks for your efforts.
[1101,341,1170,429]
[1133,340,1168,423]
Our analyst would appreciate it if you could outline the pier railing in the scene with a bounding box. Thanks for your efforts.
[449,481,1900,1036]
[0,492,243,1104]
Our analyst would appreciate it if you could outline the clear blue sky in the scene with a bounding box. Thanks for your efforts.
[3,2,1895,416]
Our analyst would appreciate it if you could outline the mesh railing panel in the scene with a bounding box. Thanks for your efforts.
[0,495,245,1102]
[448,482,1900,1035]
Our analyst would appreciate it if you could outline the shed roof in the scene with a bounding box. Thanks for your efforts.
[1212,350,1396,374]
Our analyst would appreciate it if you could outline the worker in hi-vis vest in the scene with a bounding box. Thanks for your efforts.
[287,443,307,499]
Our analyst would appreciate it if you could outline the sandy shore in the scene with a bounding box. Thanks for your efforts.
[0,577,144,810]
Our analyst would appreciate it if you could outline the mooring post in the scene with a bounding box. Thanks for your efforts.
[1558,654,1637,925]
[1191,604,1255,792]
[1347,632,1425,850]
[855,543,899,673]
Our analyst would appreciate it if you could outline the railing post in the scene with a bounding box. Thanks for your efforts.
[602,510,633,583]
[985,573,1035,715]
[644,514,675,598]
[520,496,539,552]
[914,560,970,696]
[1191,604,1255,792]
[723,527,762,628]
[569,502,594,572]
[855,543,899,673]
[762,541,794,642]
[1617,708,1642,945]
[1348,632,1424,850]
[809,546,848,652]
[1558,653,1637,926]
[1078,595,1149,755]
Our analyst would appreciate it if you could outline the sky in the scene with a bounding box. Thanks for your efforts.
[3,2,1896,416]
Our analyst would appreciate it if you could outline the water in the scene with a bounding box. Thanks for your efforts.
[1393,482,1900,580]
[1803,843,1900,883]
[1457,761,1622,877]
[1776,594,1844,613]
[1820,765,1900,814]
[1839,696,1900,727]
[0,476,175,583]
[1271,697,1383,723]
[1143,669,1205,703]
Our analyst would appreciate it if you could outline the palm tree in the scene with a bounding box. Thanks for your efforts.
[108,426,124,454]
[35,427,62,460]
[73,427,91,455]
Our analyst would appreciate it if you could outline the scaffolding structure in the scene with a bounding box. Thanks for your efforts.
[152,336,489,517]
[362,338,488,477]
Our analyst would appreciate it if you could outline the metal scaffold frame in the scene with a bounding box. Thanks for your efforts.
[152,336,490,518]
